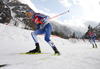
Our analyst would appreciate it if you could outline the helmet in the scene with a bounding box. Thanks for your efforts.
[26,9,34,14]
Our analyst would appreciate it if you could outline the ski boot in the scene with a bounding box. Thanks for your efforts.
[53,46,60,55]
[92,44,94,48]
[27,43,41,54]
[95,44,97,48]
[55,50,60,55]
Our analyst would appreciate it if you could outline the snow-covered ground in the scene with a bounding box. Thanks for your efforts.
[0,24,100,69]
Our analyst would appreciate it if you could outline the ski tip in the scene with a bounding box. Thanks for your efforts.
[52,53,61,56]
[0,64,8,68]
[53,54,58,56]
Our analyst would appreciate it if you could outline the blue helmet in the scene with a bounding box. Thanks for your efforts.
[26,9,34,14]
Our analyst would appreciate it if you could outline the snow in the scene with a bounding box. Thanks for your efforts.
[0,23,100,69]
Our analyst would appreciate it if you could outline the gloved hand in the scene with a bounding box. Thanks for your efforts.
[41,18,46,23]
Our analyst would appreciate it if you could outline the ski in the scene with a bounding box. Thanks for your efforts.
[92,47,98,49]
[20,52,50,55]
[20,53,60,56]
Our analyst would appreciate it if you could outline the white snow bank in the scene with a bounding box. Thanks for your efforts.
[0,23,100,69]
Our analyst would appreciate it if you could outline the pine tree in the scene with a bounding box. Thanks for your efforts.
[72,32,75,38]
[88,25,93,31]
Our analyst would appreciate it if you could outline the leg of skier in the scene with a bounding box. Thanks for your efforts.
[27,29,45,53]
[93,37,97,48]
[92,44,94,48]
[95,43,97,48]
[44,23,60,55]
[91,38,94,48]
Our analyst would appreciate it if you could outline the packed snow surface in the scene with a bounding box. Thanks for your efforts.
[0,24,100,69]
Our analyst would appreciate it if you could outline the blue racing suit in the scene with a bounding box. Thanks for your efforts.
[87,32,96,44]
[31,13,55,47]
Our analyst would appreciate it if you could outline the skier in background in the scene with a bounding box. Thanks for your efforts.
[25,9,60,55]
[87,30,97,48]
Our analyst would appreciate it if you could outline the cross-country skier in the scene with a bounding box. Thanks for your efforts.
[25,9,60,55]
[87,31,97,48]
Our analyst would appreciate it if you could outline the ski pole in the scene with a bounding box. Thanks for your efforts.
[50,10,69,19]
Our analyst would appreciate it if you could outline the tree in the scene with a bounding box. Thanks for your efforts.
[72,32,75,38]
[88,25,93,31]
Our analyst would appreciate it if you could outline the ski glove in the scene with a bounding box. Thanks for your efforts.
[41,18,46,23]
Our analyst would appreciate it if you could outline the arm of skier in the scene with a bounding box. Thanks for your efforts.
[37,13,50,23]
[87,34,89,38]
[94,33,96,37]
[37,25,40,30]
[41,15,50,23]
